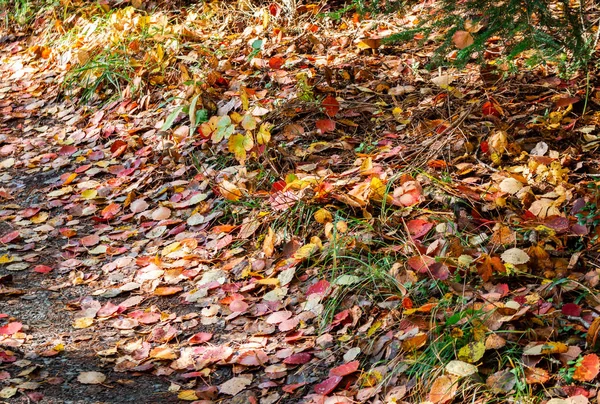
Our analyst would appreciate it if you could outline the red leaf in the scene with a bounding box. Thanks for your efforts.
[20,207,41,218]
[0,322,22,335]
[482,101,501,117]
[406,219,433,239]
[283,352,312,365]
[101,203,121,220]
[1,231,20,244]
[266,311,292,324]
[314,375,343,395]
[88,150,105,161]
[407,255,436,273]
[282,382,307,393]
[322,95,340,117]
[270,180,287,193]
[58,145,77,156]
[237,349,268,366]
[562,303,582,317]
[307,279,330,297]
[33,265,53,274]
[269,3,280,16]
[188,332,213,344]
[110,140,128,157]
[154,286,183,296]
[268,56,285,69]
[316,119,335,134]
[480,141,490,154]
[329,360,360,377]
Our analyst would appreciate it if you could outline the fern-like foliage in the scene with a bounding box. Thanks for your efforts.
[362,0,595,70]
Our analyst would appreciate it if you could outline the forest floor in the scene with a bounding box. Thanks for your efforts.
[2,1,600,404]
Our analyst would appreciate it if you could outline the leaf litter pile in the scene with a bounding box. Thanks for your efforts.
[1,1,600,403]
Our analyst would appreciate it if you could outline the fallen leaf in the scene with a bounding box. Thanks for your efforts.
[500,248,529,265]
[0,322,22,335]
[77,371,106,385]
[452,30,474,49]
[428,375,457,403]
[525,367,550,384]
[219,376,252,395]
[313,375,342,395]
[573,354,600,382]
[458,340,485,363]
[445,360,478,377]
[329,360,360,377]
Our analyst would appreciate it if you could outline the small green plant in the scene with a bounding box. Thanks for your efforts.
[333,0,595,71]
[64,52,136,104]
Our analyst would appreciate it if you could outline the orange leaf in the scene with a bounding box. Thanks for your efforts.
[268,56,285,69]
[154,286,183,296]
[428,375,457,404]
[573,354,600,382]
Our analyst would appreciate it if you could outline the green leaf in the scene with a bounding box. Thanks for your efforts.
[160,106,184,132]
[252,39,263,50]
[188,94,200,137]
[212,115,234,143]
[458,340,485,363]
[228,133,254,164]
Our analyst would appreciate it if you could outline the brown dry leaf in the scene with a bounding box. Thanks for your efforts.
[263,227,275,258]
[452,30,474,49]
[428,375,457,404]
[77,371,106,385]
[219,376,252,395]
[485,333,506,350]
[486,369,516,394]
[524,367,550,384]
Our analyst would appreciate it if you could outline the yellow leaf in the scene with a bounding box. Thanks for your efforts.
[178,390,198,401]
[314,208,333,224]
[0,255,15,264]
[218,180,242,202]
[30,211,49,224]
[52,343,65,352]
[293,243,318,261]
[81,189,98,200]
[255,278,280,286]
[540,341,568,355]
[240,88,249,111]
[228,133,254,164]
[367,321,382,337]
[73,317,94,329]
[458,340,485,363]
[48,186,73,198]
[161,242,181,256]
[369,177,392,204]
[257,123,272,145]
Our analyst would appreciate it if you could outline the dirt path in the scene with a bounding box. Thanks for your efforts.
[0,35,342,404]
